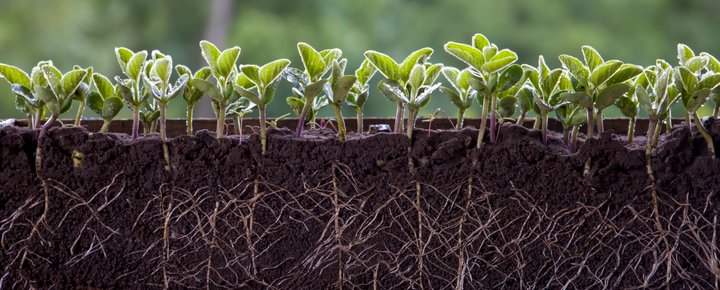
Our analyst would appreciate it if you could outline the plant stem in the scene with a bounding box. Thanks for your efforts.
[596,109,604,134]
[36,114,57,174]
[570,125,579,153]
[646,119,658,156]
[714,106,719,118]
[586,106,595,138]
[628,116,636,143]
[406,108,418,139]
[334,105,346,142]
[296,100,312,136]
[100,119,111,133]
[490,94,498,143]
[239,116,244,142]
[34,108,43,129]
[259,106,267,155]
[131,106,140,140]
[476,94,489,148]
[457,108,465,129]
[159,103,167,142]
[516,111,526,126]
[356,107,364,133]
[27,112,34,130]
[216,102,226,139]
[186,104,194,136]
[533,116,541,129]
[74,102,85,126]
[692,112,716,158]
[394,103,404,133]
[685,111,691,127]
[563,127,570,145]
[233,114,241,136]
[541,112,549,145]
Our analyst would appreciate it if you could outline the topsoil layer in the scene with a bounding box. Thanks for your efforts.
[1,119,719,289]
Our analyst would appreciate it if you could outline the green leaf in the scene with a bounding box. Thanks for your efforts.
[167,74,189,101]
[702,52,720,73]
[496,64,523,92]
[102,96,124,120]
[561,91,592,108]
[700,73,720,90]
[152,57,172,84]
[61,70,88,98]
[356,59,376,85]
[0,64,30,87]
[444,42,484,71]
[677,43,695,65]
[199,40,221,68]
[305,79,327,99]
[541,69,563,96]
[498,95,517,118]
[596,83,630,109]
[440,86,463,108]
[331,75,357,103]
[192,78,223,102]
[364,50,401,81]
[240,65,260,85]
[654,68,671,101]
[42,65,62,96]
[233,85,260,105]
[589,60,622,87]
[298,42,326,81]
[86,91,103,115]
[686,88,711,112]
[216,46,241,78]
[175,64,192,77]
[378,79,408,104]
[93,73,115,100]
[468,75,490,96]
[259,59,291,89]
[286,96,305,112]
[195,67,212,80]
[115,47,133,72]
[581,46,604,72]
[11,84,35,106]
[481,49,518,74]
[558,55,589,85]
[635,85,653,115]
[517,86,534,112]
[685,56,709,72]
[414,83,440,106]
[409,64,425,89]
[35,85,56,104]
[472,33,490,50]
[127,51,148,81]
[399,47,433,82]
[616,96,638,118]
[677,66,697,93]
[604,64,643,86]
[482,45,498,60]
[423,63,443,86]
[442,67,460,89]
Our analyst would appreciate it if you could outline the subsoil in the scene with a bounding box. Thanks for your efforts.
[0,119,719,289]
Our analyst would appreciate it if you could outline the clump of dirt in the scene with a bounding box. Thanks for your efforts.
[0,120,719,289]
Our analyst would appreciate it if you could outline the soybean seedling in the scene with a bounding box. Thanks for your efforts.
[142,51,188,143]
[114,47,149,140]
[555,103,587,152]
[615,75,646,143]
[440,67,477,129]
[378,62,443,139]
[701,52,720,118]
[290,43,341,135]
[176,65,211,135]
[287,92,329,128]
[558,46,642,137]
[234,59,291,154]
[635,63,678,156]
[346,59,377,133]
[444,33,522,147]
[0,62,48,129]
[87,73,124,132]
[522,56,567,144]
[674,44,720,158]
[365,47,434,133]
[71,65,93,127]
[191,40,241,138]
[325,58,357,141]
[226,97,256,137]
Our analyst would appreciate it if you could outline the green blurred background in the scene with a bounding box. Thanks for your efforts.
[1,0,719,120]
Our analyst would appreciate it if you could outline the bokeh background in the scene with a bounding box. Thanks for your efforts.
[1,0,719,120]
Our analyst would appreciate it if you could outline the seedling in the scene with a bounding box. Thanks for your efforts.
[444,33,522,147]
[71,65,93,127]
[87,73,124,132]
[290,43,341,135]
[635,62,678,156]
[555,103,587,151]
[365,47,434,133]
[142,51,188,143]
[191,40,241,138]
[440,67,477,128]
[176,65,211,135]
[287,93,329,128]
[114,47,149,140]
[674,44,720,158]
[323,58,357,141]
[522,56,567,144]
[346,59,377,133]
[378,61,443,139]
[226,97,256,137]
[702,52,720,118]
[559,46,642,137]
[233,59,291,154]
[0,62,47,129]
[615,76,644,143]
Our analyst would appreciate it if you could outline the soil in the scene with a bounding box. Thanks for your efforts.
[0,119,719,289]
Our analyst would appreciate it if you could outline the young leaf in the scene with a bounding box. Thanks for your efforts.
[93,73,115,99]
[581,46,604,72]
[604,64,643,86]
[259,59,291,88]
[86,91,104,115]
[561,91,593,108]
[686,88,711,112]
[199,40,221,68]
[356,59,377,85]
[616,96,638,118]
[481,49,518,74]
[635,85,654,115]
[102,96,124,120]
[702,52,720,73]
[42,65,62,96]
[684,56,709,72]
[498,95,517,118]
[699,74,720,90]
[423,63,444,86]
[444,42,484,70]
[332,75,357,103]
[61,70,88,98]
[596,83,630,109]
[558,55,589,85]
[152,57,172,84]
[126,51,148,81]
[240,65,261,85]
[298,43,326,81]
[216,47,241,78]
[399,47,433,82]
[677,43,695,65]
[192,78,223,102]
[409,64,425,89]
[676,66,697,93]
[589,60,622,87]
[378,79,408,104]
[0,64,31,87]
[472,33,490,50]
[496,64,523,92]
[364,51,401,81]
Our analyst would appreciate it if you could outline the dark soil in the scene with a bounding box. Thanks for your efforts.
[1,119,719,289]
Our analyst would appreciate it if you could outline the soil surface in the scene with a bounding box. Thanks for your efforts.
[0,119,719,289]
